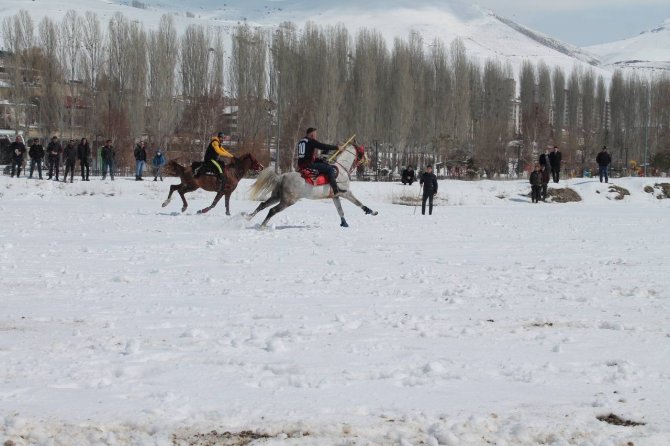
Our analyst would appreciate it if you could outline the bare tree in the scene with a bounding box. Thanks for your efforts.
[230,24,267,155]
[80,11,105,146]
[60,10,82,138]
[552,66,566,142]
[147,14,179,149]
[2,10,35,133]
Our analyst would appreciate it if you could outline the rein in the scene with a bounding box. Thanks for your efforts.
[332,145,361,176]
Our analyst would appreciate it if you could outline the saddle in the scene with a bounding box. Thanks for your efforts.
[192,161,222,177]
[299,166,338,186]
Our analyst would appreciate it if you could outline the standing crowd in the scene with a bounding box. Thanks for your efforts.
[530,144,613,203]
[8,136,167,182]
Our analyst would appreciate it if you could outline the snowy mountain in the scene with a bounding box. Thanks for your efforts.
[586,19,670,74]
[0,0,610,78]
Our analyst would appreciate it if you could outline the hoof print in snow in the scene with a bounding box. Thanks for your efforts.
[596,413,645,427]
[528,322,554,328]
[644,185,654,194]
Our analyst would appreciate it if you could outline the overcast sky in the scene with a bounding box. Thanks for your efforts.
[476,0,669,46]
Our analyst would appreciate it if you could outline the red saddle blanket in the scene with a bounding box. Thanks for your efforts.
[299,168,333,186]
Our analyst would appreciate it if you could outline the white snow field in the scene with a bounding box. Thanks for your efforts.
[1,175,670,445]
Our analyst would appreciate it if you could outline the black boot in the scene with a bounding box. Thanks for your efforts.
[329,176,341,197]
[218,174,226,192]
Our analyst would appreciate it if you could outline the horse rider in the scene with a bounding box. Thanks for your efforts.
[197,132,234,191]
[297,127,341,196]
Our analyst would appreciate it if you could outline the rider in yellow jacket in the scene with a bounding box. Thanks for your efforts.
[199,132,234,191]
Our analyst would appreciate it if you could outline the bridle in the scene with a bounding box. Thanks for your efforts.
[332,143,366,176]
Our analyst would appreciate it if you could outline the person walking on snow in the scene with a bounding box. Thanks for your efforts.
[28,138,44,179]
[419,165,438,215]
[152,149,166,181]
[596,146,611,183]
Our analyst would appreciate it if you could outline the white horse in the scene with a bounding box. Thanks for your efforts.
[246,142,378,228]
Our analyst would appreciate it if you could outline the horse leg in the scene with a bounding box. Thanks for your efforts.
[225,193,231,216]
[179,185,196,213]
[162,184,180,207]
[332,197,349,228]
[340,190,378,216]
[260,201,293,228]
[246,195,280,220]
[198,190,224,214]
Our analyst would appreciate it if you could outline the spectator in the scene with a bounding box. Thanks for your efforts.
[9,136,26,178]
[134,140,147,181]
[539,148,550,170]
[541,164,550,202]
[101,140,115,181]
[77,137,91,181]
[401,165,415,185]
[596,146,612,183]
[419,164,438,215]
[62,139,77,183]
[47,136,62,181]
[28,138,45,179]
[530,163,542,203]
[152,149,166,181]
[548,146,562,183]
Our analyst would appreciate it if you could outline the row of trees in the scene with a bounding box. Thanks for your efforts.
[2,9,669,174]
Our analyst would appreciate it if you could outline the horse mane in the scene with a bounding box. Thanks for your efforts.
[163,159,186,176]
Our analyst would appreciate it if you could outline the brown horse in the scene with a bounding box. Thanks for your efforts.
[162,153,263,215]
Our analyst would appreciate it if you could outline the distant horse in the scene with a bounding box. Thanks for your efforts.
[246,142,378,228]
[162,153,263,215]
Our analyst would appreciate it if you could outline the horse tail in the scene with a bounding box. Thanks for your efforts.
[249,168,281,201]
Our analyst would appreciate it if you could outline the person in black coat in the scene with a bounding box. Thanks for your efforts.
[62,139,77,183]
[46,136,62,180]
[401,165,415,185]
[297,127,341,195]
[419,165,438,215]
[9,136,26,178]
[77,137,91,181]
[548,146,562,183]
[101,140,115,180]
[529,163,543,203]
[28,138,45,179]
[596,146,612,183]
[133,140,147,180]
[541,165,550,202]
[539,148,550,170]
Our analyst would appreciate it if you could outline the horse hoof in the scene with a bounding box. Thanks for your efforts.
[226,212,231,216]
[372,211,378,216]
[340,220,349,228]
[181,207,187,213]
[161,201,169,208]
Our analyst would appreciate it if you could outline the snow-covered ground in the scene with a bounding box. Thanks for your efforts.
[1,175,669,445]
